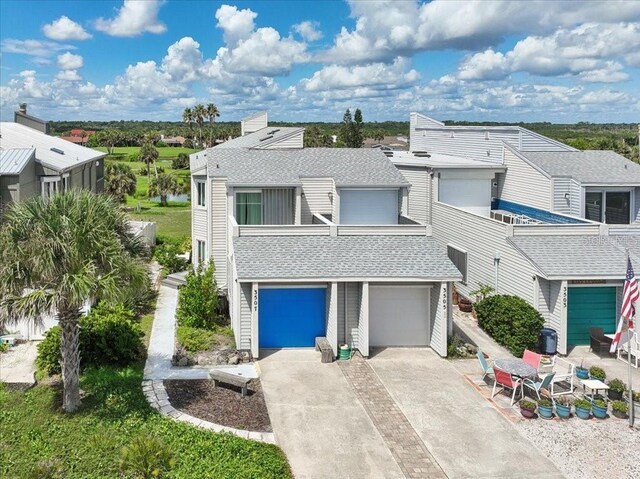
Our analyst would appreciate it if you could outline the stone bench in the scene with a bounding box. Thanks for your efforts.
[209,370,251,397]
[315,337,333,363]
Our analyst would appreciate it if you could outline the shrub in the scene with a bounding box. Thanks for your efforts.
[119,435,175,479]
[172,153,190,170]
[574,398,592,410]
[176,325,216,352]
[153,243,188,275]
[474,295,544,357]
[608,378,625,393]
[155,140,167,148]
[589,365,606,380]
[612,400,628,413]
[176,262,220,329]
[128,151,140,162]
[36,303,143,375]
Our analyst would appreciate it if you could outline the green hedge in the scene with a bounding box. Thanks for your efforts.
[176,263,220,330]
[474,294,544,357]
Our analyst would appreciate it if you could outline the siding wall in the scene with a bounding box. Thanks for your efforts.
[570,180,582,217]
[239,283,252,350]
[241,113,267,135]
[552,178,582,217]
[519,131,574,151]
[300,177,334,224]
[410,129,519,163]
[263,131,303,149]
[498,148,552,210]
[211,179,228,289]
[337,282,360,348]
[398,166,430,224]
[429,282,449,356]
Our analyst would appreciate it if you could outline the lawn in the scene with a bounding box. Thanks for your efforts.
[96,146,198,160]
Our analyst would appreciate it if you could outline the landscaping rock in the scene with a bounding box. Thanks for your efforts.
[228,355,240,365]
[177,356,189,367]
[465,343,478,354]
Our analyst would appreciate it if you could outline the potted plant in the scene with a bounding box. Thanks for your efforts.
[589,365,606,381]
[554,396,572,419]
[519,399,537,419]
[458,296,473,313]
[574,398,592,419]
[575,361,589,380]
[592,398,608,419]
[537,398,553,419]
[607,378,625,400]
[612,400,629,419]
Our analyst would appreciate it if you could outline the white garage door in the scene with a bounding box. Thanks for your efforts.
[369,286,430,347]
[340,189,398,224]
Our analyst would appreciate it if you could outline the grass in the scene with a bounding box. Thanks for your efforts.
[0,364,292,478]
[96,146,197,160]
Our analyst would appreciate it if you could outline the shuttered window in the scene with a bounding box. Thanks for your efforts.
[447,245,467,285]
[196,180,206,207]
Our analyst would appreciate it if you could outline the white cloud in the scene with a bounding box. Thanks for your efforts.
[55,70,82,81]
[162,37,203,82]
[57,52,83,70]
[458,50,510,81]
[42,16,92,41]
[215,4,257,47]
[293,21,323,42]
[95,0,166,37]
[1,39,75,58]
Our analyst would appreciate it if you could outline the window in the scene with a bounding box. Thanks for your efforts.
[41,177,59,200]
[447,245,468,285]
[196,240,206,264]
[61,174,70,192]
[196,180,206,207]
[235,192,262,225]
[585,190,631,224]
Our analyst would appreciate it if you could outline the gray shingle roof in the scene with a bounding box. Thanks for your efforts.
[233,235,462,281]
[508,234,640,279]
[521,150,640,184]
[0,148,34,175]
[215,127,303,149]
[202,148,409,187]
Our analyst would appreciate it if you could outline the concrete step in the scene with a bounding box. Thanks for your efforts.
[161,270,188,289]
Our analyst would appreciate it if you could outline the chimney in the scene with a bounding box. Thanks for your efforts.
[15,103,50,134]
[19,103,27,114]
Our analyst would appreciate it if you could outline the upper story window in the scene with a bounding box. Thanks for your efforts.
[585,190,631,224]
[236,191,262,225]
[339,188,398,225]
[196,180,206,207]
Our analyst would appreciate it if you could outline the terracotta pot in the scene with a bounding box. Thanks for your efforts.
[520,407,536,419]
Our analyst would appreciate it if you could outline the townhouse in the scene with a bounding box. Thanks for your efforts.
[191,112,461,359]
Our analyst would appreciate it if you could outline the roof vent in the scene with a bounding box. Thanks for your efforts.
[259,135,274,141]
[413,151,431,158]
[50,147,65,155]
[268,129,280,135]
[383,151,394,158]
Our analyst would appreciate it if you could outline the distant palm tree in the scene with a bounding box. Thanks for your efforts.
[105,162,137,203]
[149,173,182,207]
[0,190,147,412]
[182,107,193,131]
[193,104,206,147]
[206,103,220,147]
[140,137,159,186]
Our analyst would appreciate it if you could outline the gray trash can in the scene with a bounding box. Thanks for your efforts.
[538,327,557,355]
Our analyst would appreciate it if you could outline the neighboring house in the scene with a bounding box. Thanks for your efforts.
[0,119,105,211]
[394,112,640,355]
[191,112,461,359]
[161,135,186,147]
[364,135,409,151]
[60,129,96,146]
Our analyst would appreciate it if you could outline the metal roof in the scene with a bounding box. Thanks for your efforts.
[508,234,640,279]
[200,148,409,187]
[215,126,304,149]
[0,148,34,175]
[389,150,505,170]
[520,150,640,184]
[233,235,462,281]
[0,122,105,172]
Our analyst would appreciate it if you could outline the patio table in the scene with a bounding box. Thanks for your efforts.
[493,358,538,379]
[581,379,609,400]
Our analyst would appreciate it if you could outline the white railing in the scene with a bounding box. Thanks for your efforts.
[511,223,604,236]
[337,224,429,236]
[238,224,332,236]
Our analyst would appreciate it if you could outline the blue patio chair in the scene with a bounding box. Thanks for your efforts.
[523,372,556,400]
[476,350,494,381]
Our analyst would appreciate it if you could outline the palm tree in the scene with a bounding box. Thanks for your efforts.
[140,137,159,185]
[0,191,147,412]
[105,162,137,203]
[206,103,220,147]
[193,104,206,147]
[149,173,182,207]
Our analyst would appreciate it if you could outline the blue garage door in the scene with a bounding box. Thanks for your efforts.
[259,287,326,348]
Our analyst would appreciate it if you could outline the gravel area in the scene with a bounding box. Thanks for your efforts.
[164,379,272,432]
[515,415,639,479]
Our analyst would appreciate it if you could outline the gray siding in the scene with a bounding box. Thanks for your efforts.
[300,177,333,224]
[498,148,551,210]
[398,166,430,224]
[211,179,228,289]
[519,130,574,151]
[263,131,303,149]
[429,282,448,357]
[537,278,551,319]
[548,281,564,353]
[239,283,252,350]
[570,180,582,217]
[552,178,572,215]
[241,112,267,135]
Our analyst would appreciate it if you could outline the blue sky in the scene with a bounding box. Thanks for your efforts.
[1,1,639,123]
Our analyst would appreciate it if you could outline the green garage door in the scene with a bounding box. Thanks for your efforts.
[567,287,617,346]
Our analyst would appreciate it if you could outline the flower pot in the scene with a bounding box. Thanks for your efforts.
[458,301,473,313]
[555,403,571,419]
[612,409,628,419]
[575,406,591,420]
[520,407,536,419]
[538,404,553,419]
[592,404,608,419]
[608,390,623,401]
[576,367,589,380]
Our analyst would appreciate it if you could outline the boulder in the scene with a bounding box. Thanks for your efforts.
[228,354,240,365]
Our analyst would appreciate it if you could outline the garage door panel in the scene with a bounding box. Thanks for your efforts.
[370,287,429,347]
[567,287,617,346]
[259,288,326,348]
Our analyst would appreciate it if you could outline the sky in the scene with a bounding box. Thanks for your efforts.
[1,0,640,123]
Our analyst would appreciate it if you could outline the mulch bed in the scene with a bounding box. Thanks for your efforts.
[164,379,272,432]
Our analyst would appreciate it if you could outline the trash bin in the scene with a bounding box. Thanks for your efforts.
[538,327,557,355]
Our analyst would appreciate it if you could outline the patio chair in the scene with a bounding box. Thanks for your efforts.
[589,328,613,356]
[522,349,542,370]
[618,334,639,368]
[476,350,494,381]
[544,356,575,396]
[491,368,523,406]
[524,372,556,400]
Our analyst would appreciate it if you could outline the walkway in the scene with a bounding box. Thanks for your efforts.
[339,355,446,479]
[0,341,37,387]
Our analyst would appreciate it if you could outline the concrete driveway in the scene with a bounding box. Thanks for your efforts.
[259,349,403,479]
[369,348,564,479]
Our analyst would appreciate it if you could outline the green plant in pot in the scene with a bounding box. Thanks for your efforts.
[519,399,537,419]
[612,400,629,419]
[592,398,608,419]
[575,360,589,380]
[607,378,625,400]
[574,398,592,419]
[589,365,606,381]
[554,396,572,419]
[537,398,553,419]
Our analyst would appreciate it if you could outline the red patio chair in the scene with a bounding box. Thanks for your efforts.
[522,349,542,370]
[491,368,523,405]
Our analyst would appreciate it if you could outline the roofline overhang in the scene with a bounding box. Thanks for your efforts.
[36,152,107,173]
[335,183,410,188]
[542,274,626,281]
[235,276,462,283]
[226,182,302,188]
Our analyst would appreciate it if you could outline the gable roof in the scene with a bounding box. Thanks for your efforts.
[216,126,303,149]
[200,147,409,187]
[0,122,105,172]
[517,150,640,185]
[0,148,35,175]
[233,235,462,281]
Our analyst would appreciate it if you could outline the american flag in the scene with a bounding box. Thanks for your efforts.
[610,257,638,353]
